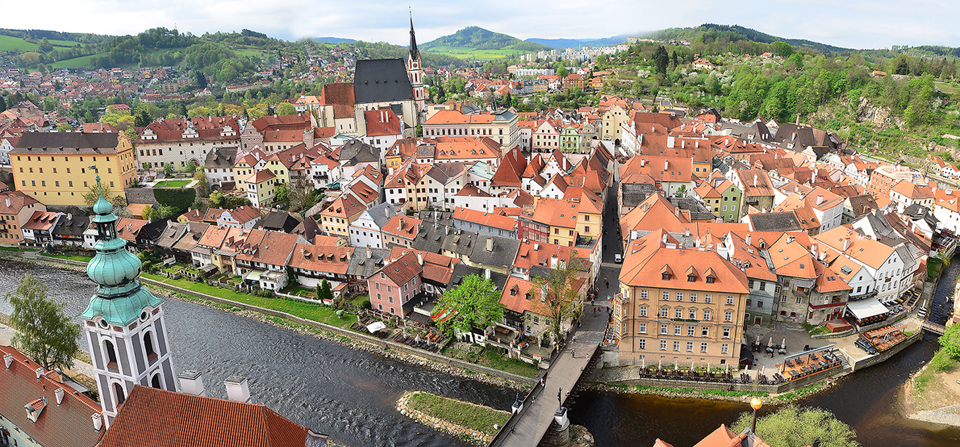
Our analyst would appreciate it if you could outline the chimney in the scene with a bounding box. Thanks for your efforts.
[745,234,752,246]
[753,175,758,187]
[485,268,491,279]
[178,370,206,396]
[35,367,43,380]
[550,255,558,268]
[416,252,423,266]
[796,113,801,126]
[92,414,103,431]
[4,198,9,208]
[640,158,645,167]
[842,238,850,252]
[486,237,494,252]
[225,376,251,403]
[816,195,824,206]
[664,160,669,171]
[55,387,64,405]
[534,242,539,251]
[674,208,679,218]
[3,354,11,369]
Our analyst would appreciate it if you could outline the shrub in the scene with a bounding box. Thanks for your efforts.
[931,350,958,373]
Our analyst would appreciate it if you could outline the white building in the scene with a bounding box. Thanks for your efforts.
[349,202,397,248]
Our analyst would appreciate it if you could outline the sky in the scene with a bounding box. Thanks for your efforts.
[2,0,958,50]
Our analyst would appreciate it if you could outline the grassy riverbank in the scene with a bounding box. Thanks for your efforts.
[140,272,358,328]
[399,391,509,443]
[594,381,830,404]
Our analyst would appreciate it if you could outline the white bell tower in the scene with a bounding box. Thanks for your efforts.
[79,174,177,426]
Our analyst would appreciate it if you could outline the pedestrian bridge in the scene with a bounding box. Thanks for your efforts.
[921,321,946,336]
[487,321,607,447]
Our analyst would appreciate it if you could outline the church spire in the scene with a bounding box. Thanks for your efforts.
[409,9,419,61]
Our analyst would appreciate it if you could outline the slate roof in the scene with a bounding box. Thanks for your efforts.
[255,211,301,233]
[747,212,803,232]
[621,183,660,209]
[338,139,380,166]
[469,235,521,271]
[353,59,414,104]
[12,132,122,154]
[447,263,509,291]
[98,386,325,447]
[362,202,398,229]
[53,213,89,238]
[346,247,391,279]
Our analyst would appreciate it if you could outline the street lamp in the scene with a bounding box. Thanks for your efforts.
[750,397,763,433]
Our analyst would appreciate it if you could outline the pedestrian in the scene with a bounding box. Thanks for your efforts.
[591,298,595,306]
[572,349,576,358]
[605,279,609,288]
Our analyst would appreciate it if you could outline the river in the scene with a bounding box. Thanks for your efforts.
[2,257,960,446]
[0,259,515,447]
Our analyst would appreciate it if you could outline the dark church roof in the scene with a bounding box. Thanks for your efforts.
[409,16,420,61]
[354,59,414,104]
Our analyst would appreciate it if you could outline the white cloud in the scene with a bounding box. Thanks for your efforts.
[0,0,956,49]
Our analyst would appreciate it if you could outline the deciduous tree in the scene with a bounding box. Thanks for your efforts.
[5,275,81,371]
[732,405,859,447]
[527,255,586,344]
[432,274,505,338]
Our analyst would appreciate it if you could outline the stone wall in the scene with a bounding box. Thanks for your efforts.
[850,330,922,372]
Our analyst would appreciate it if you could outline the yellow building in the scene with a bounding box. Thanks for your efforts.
[319,194,365,237]
[245,170,277,208]
[11,132,137,206]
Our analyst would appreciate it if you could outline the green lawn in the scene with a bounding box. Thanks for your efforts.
[154,180,192,188]
[475,349,539,378]
[405,391,509,436]
[142,272,357,328]
[425,46,526,60]
[0,246,38,252]
[41,253,93,262]
[0,35,38,52]
[52,53,104,69]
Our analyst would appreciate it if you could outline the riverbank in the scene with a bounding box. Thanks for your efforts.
[587,380,834,404]
[903,361,960,427]
[0,251,534,391]
[397,391,508,445]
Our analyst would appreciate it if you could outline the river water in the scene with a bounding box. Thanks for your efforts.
[2,258,960,446]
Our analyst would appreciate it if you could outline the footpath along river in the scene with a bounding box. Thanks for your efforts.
[2,257,960,446]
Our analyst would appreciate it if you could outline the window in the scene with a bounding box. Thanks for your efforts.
[662,273,671,280]
[660,308,669,318]
[640,290,647,299]
[749,280,755,289]
[757,301,763,309]
[687,275,696,282]
[639,339,646,350]
[759,282,766,291]
[726,295,734,305]
[375,283,380,290]
[638,323,646,334]
[724,311,733,322]
[674,308,683,319]
[660,340,667,351]
[686,342,694,352]
[689,293,697,303]
[721,343,729,354]
[674,325,681,336]
[701,343,708,353]
[706,276,715,284]
[705,294,712,303]
[689,309,696,319]
[704,309,712,320]
[676,292,683,301]
[702,327,709,336]
[687,326,695,336]
[673,341,680,351]
[639,306,647,317]
[796,296,802,304]
[662,291,669,300]
[746,299,752,306]
[660,324,668,335]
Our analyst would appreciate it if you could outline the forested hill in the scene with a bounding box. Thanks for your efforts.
[647,24,852,54]
[421,26,550,52]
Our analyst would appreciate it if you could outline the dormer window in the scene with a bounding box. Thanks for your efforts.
[687,275,696,282]
[24,397,47,423]
[706,276,716,284]
[661,273,671,281]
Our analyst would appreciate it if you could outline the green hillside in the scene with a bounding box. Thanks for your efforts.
[646,24,853,55]
[422,26,549,53]
[0,35,39,52]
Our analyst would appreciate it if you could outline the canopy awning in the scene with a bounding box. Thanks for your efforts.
[366,321,387,333]
[243,270,264,282]
[199,263,218,274]
[846,298,888,320]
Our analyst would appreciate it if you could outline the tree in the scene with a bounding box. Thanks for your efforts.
[193,170,209,197]
[527,255,585,344]
[274,183,289,203]
[157,204,179,219]
[276,102,297,115]
[732,405,859,447]
[141,206,160,221]
[209,190,224,208]
[195,71,207,89]
[432,274,505,338]
[83,182,113,206]
[939,320,960,359]
[654,45,669,75]
[134,110,151,127]
[287,178,316,213]
[56,122,73,132]
[4,275,81,371]
[317,279,333,302]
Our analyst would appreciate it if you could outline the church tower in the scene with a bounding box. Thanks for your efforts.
[79,174,177,426]
[407,11,426,114]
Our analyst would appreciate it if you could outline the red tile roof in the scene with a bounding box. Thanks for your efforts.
[452,207,517,232]
[99,386,317,447]
[364,109,403,137]
[378,251,423,285]
[288,243,354,275]
[0,345,103,447]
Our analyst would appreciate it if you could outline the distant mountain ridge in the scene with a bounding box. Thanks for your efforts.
[421,26,550,52]
[524,35,630,49]
[645,24,853,53]
[313,37,356,44]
